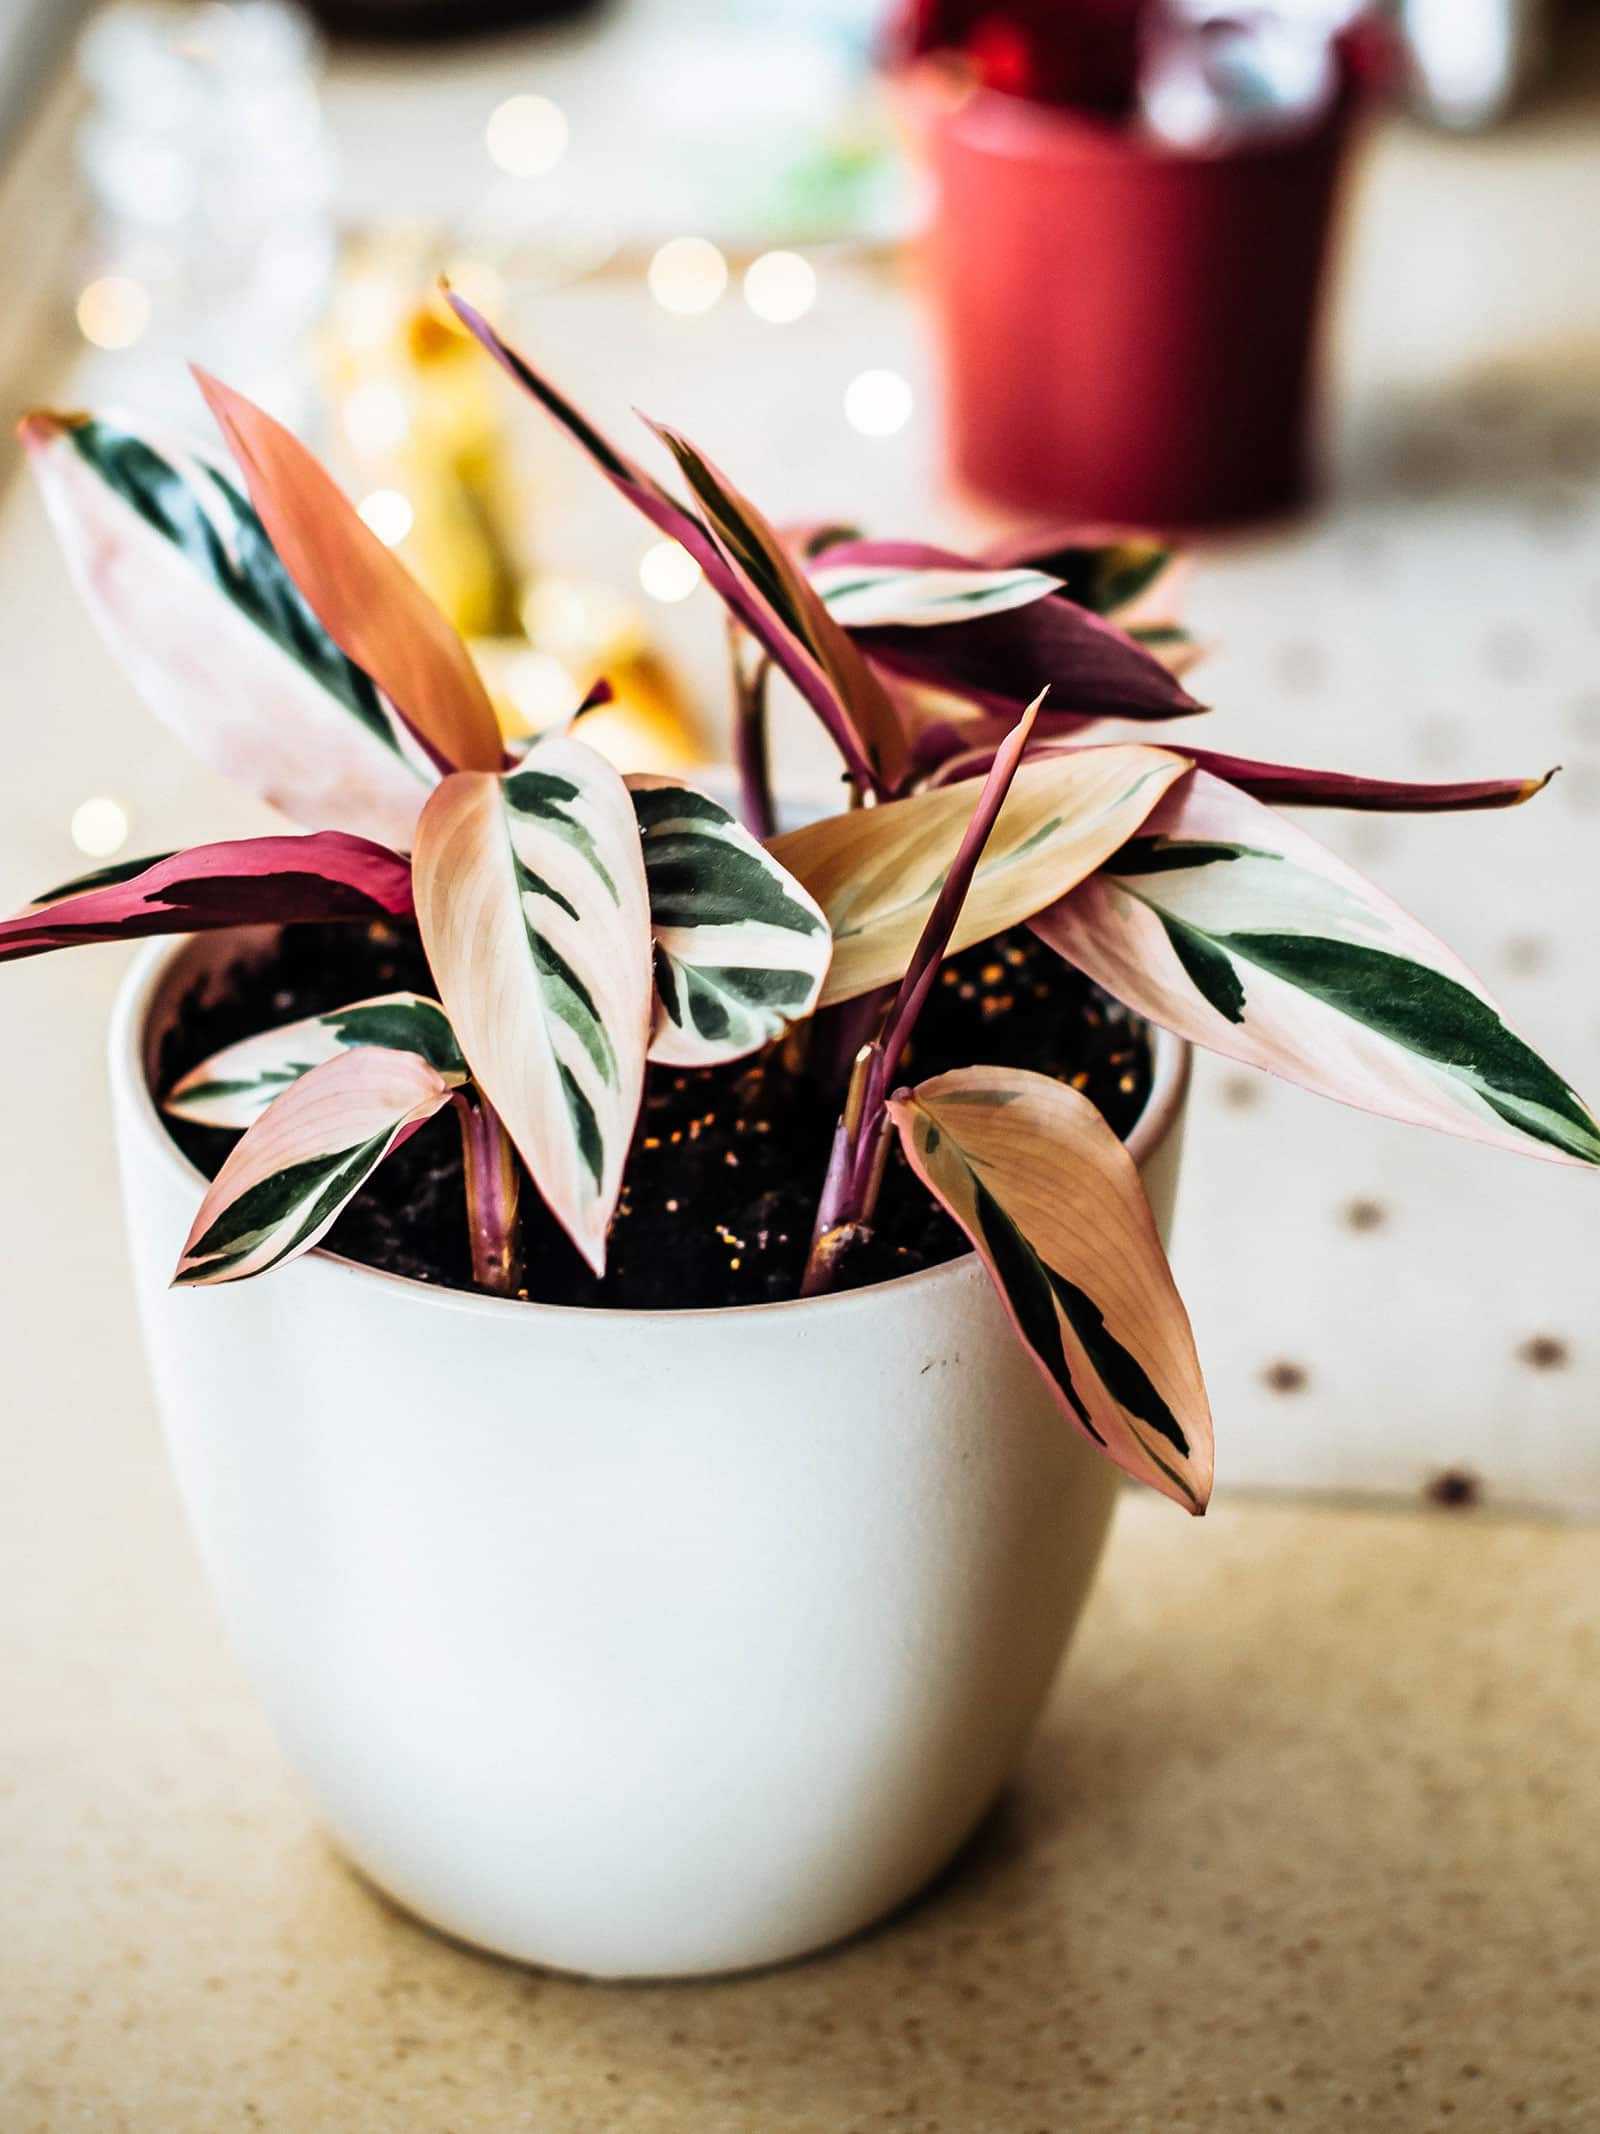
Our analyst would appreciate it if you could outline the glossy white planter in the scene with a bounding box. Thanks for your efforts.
[111,929,1190,1979]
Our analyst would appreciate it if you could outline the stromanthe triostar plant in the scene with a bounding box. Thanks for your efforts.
[4,297,1595,1518]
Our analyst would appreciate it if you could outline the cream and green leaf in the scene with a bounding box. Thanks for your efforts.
[194,370,506,789]
[164,993,464,1129]
[810,559,1063,630]
[644,422,910,792]
[625,774,831,1066]
[412,736,653,1274]
[890,1067,1213,1515]
[174,1046,458,1286]
[20,412,437,850]
[770,742,1188,1006]
[1035,771,1600,1166]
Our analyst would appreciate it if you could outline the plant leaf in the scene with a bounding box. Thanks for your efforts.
[980,530,1188,625]
[164,992,465,1129]
[173,1047,456,1286]
[890,1067,1212,1513]
[1167,746,1553,815]
[411,739,653,1272]
[0,833,415,964]
[192,370,505,781]
[640,422,911,793]
[20,411,436,848]
[625,773,831,1066]
[1034,771,1600,1166]
[810,555,1065,629]
[444,293,882,792]
[940,738,1555,816]
[769,743,1187,1007]
[814,538,1201,727]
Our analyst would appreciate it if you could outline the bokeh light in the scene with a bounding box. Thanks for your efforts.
[75,276,151,351]
[69,795,130,859]
[638,540,703,604]
[484,94,569,180]
[743,250,817,325]
[844,368,915,439]
[647,238,728,318]
[356,489,415,547]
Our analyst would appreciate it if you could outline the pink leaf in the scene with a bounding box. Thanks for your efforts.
[443,292,885,793]
[174,1047,456,1286]
[411,743,654,1274]
[192,370,506,781]
[1034,772,1600,1166]
[0,834,414,964]
[891,1066,1213,1513]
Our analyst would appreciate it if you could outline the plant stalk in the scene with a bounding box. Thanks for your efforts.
[799,693,1044,1299]
[729,621,776,840]
[454,1089,524,1297]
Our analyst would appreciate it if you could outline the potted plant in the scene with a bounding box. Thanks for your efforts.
[5,295,1592,1980]
[892,1,1381,526]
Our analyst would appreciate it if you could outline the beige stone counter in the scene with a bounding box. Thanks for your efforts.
[4,1374,1598,2134]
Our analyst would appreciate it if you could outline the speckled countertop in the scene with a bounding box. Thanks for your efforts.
[4,1467,1597,2133]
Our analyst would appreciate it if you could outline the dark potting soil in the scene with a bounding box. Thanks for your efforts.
[158,921,1151,1310]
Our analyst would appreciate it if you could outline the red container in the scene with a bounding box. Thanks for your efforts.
[915,73,1355,529]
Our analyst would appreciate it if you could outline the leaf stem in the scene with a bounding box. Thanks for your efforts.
[798,693,1044,1299]
[454,1088,524,1297]
[729,621,776,840]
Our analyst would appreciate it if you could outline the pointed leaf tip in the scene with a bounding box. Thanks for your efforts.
[412,745,654,1275]
[192,366,504,782]
[890,1066,1213,1512]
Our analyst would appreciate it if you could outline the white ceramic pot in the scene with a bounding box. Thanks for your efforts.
[111,928,1190,1980]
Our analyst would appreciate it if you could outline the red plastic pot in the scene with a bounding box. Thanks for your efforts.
[913,71,1356,529]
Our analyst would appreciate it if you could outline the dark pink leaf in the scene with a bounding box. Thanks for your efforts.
[445,292,882,791]
[0,833,413,963]
[1164,747,1555,815]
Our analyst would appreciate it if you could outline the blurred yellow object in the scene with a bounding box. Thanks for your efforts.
[325,262,523,638]
[326,252,705,771]
[474,573,706,772]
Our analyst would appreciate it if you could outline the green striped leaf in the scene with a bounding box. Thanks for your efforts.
[644,422,910,791]
[164,993,465,1129]
[21,412,436,850]
[811,560,1063,629]
[174,1047,456,1286]
[193,372,506,784]
[625,774,831,1066]
[770,743,1187,1006]
[412,739,653,1274]
[1035,771,1600,1166]
[890,1067,1213,1514]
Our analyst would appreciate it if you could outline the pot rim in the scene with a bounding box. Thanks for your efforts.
[112,929,1191,1328]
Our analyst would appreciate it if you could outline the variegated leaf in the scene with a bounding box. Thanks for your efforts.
[444,293,882,793]
[174,1047,456,1286]
[769,743,1187,1007]
[809,539,1201,738]
[625,774,831,1067]
[950,738,1555,817]
[20,412,434,848]
[164,993,464,1129]
[411,739,653,1273]
[810,558,1063,629]
[193,370,506,782]
[890,1067,1212,1514]
[981,531,1187,625]
[0,833,414,964]
[1034,772,1600,1166]
[644,423,910,792]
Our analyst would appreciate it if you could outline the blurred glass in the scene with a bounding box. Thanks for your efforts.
[74,0,335,419]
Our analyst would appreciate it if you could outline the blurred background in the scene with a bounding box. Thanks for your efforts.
[1,0,1597,1508]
